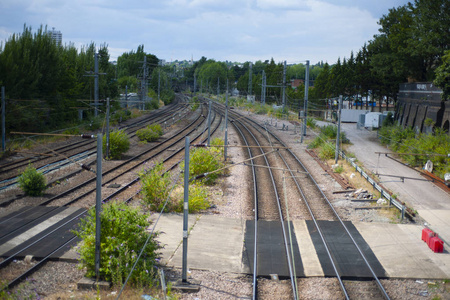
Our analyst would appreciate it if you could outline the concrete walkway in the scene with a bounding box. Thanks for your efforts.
[340,122,450,245]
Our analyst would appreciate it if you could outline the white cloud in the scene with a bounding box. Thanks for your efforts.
[0,0,410,64]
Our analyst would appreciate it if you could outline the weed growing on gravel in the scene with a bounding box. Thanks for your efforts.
[103,129,130,159]
[73,201,162,287]
[172,183,210,213]
[18,164,47,196]
[139,161,173,212]
[136,124,163,143]
[183,145,225,185]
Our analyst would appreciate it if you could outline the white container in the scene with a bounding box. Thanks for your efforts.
[364,112,382,128]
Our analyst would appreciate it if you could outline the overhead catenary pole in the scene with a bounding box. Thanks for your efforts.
[261,70,266,105]
[2,86,5,152]
[224,79,229,161]
[94,53,99,117]
[301,60,310,143]
[335,95,342,164]
[158,67,161,103]
[207,98,212,145]
[182,136,190,283]
[125,85,128,109]
[106,97,110,158]
[248,62,253,101]
[194,74,197,95]
[95,133,102,280]
[282,60,286,110]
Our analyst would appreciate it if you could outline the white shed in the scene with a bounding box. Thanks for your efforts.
[364,112,382,128]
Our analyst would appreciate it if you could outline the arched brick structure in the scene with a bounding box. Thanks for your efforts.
[396,83,450,134]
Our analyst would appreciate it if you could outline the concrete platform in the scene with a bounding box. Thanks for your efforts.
[152,214,450,279]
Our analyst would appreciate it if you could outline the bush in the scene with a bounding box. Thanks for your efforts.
[104,129,130,159]
[136,124,163,143]
[182,147,224,185]
[18,164,47,196]
[174,183,210,213]
[73,201,161,287]
[111,109,132,124]
[318,143,335,160]
[139,161,173,211]
[145,100,159,110]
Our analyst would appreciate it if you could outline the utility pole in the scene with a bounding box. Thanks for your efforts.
[94,53,99,117]
[217,77,220,99]
[261,70,266,105]
[207,99,212,145]
[301,60,310,143]
[106,97,110,158]
[125,85,128,109]
[248,62,253,101]
[141,56,147,110]
[95,133,102,280]
[282,60,286,110]
[1,86,5,152]
[182,136,190,282]
[224,79,229,161]
[84,52,105,116]
[194,74,197,95]
[335,95,342,164]
[158,67,161,104]
[200,79,203,94]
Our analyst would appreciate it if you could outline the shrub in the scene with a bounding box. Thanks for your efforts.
[210,137,224,155]
[18,164,47,196]
[111,109,132,124]
[136,124,163,143]
[73,201,161,287]
[333,164,344,174]
[145,100,159,110]
[140,161,173,212]
[174,183,210,213]
[182,147,224,185]
[104,129,130,159]
[318,143,335,160]
[149,123,163,136]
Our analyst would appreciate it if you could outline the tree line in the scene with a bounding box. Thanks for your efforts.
[313,0,450,106]
[0,25,176,135]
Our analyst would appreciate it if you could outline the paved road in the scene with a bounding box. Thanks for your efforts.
[332,121,450,244]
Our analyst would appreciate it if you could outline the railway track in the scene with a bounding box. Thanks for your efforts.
[0,101,188,191]
[0,99,226,292]
[208,97,390,299]
[1,95,392,299]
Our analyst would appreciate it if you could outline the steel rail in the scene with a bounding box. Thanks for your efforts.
[232,116,298,300]
[0,103,186,185]
[38,106,206,207]
[0,102,182,175]
[210,100,297,300]
[245,114,390,300]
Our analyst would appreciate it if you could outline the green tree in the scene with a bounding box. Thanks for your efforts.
[434,50,450,100]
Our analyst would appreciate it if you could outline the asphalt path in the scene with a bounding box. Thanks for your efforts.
[323,121,450,245]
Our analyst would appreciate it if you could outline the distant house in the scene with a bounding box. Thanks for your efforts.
[290,79,304,89]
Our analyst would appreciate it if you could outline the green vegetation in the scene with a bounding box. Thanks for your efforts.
[139,161,173,212]
[18,164,47,196]
[308,125,349,160]
[73,201,161,287]
[104,129,130,159]
[185,144,225,185]
[378,125,450,178]
[136,124,163,143]
[172,183,210,213]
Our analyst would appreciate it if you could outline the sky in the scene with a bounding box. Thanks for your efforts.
[0,0,412,65]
